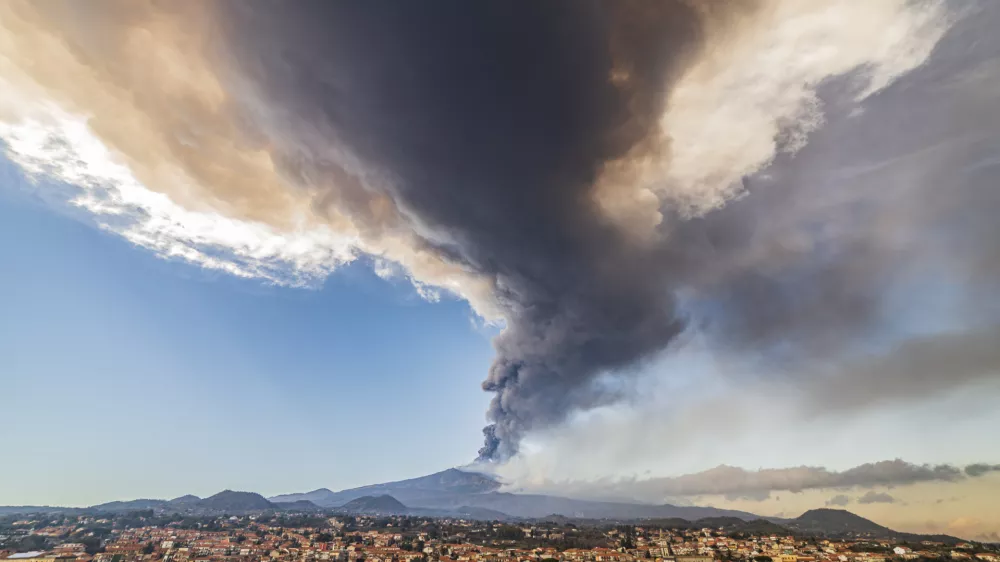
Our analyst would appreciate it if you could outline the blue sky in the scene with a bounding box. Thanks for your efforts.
[0,161,494,506]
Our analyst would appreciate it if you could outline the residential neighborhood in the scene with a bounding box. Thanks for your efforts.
[2,511,997,562]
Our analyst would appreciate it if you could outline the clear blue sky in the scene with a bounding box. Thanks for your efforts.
[0,157,495,506]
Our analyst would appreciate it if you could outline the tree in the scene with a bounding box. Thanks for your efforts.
[617,526,637,550]
[81,537,105,555]
[17,535,50,552]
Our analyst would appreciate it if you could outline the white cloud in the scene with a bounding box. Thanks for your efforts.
[0,106,359,287]
[593,0,950,238]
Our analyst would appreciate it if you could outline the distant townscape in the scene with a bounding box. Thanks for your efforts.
[2,506,999,562]
[3,469,998,562]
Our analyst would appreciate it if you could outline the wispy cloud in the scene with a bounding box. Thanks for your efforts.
[826,494,851,507]
[502,459,996,503]
[0,110,359,287]
[858,491,897,504]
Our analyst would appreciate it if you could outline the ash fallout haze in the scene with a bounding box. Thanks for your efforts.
[2,0,1000,543]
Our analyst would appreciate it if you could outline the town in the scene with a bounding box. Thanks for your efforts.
[2,511,998,562]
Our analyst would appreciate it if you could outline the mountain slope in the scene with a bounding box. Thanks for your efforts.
[168,495,201,506]
[276,500,321,511]
[270,488,338,505]
[787,508,890,535]
[198,490,274,512]
[412,491,758,520]
[0,506,70,515]
[271,468,501,507]
[339,495,408,514]
[91,499,167,512]
[786,509,962,544]
[270,469,759,521]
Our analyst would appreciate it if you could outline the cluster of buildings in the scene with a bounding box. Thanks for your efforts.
[2,516,997,562]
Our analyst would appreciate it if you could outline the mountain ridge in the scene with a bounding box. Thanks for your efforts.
[270,468,501,507]
[339,495,409,514]
[0,471,969,544]
[270,468,759,521]
[199,490,277,512]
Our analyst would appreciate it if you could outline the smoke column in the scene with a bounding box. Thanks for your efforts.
[4,0,995,462]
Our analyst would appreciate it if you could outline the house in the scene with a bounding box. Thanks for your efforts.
[676,556,714,562]
[4,552,54,562]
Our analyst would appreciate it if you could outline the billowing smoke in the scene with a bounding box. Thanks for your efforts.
[965,464,1000,478]
[210,0,708,460]
[209,0,960,461]
[2,0,998,462]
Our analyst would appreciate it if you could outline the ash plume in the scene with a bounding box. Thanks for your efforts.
[965,464,1000,478]
[209,0,961,461]
[4,0,997,464]
[210,0,708,460]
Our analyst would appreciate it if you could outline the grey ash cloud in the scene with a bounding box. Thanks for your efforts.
[204,0,1000,460]
[965,464,1000,477]
[213,0,710,460]
[4,0,1000,470]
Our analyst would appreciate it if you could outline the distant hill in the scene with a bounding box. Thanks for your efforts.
[410,491,758,521]
[0,471,974,544]
[276,500,321,511]
[788,508,890,535]
[168,495,201,505]
[0,506,69,515]
[272,468,501,507]
[720,518,791,535]
[91,499,168,512]
[785,509,962,545]
[339,495,408,514]
[270,488,338,506]
[270,468,757,521]
[198,490,274,512]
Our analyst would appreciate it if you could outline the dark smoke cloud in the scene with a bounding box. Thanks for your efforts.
[965,464,1000,477]
[211,0,711,460]
[203,1,1000,460]
[5,0,999,465]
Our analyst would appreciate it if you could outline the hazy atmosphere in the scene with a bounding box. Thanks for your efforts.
[2,0,999,545]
